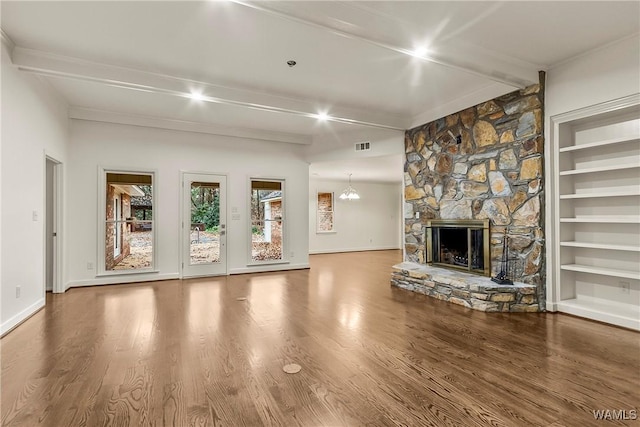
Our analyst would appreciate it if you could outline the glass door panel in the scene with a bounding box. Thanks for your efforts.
[190,182,221,265]
[183,173,226,277]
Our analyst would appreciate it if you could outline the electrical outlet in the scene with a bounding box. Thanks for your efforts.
[16,286,21,298]
[87,262,94,270]
[620,281,630,294]
[290,251,295,258]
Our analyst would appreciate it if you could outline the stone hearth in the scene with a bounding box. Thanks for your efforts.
[391,262,539,312]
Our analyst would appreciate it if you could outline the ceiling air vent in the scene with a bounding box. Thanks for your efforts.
[355,141,371,151]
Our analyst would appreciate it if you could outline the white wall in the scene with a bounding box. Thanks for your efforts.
[309,178,402,254]
[546,35,640,117]
[544,35,640,308]
[66,120,310,286]
[306,127,403,163]
[1,42,69,334]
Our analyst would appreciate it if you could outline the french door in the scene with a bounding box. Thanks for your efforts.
[182,173,227,277]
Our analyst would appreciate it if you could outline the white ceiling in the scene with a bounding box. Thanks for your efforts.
[2,1,639,181]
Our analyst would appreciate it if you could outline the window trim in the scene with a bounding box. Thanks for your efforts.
[97,167,158,276]
[316,191,336,234]
[247,177,289,266]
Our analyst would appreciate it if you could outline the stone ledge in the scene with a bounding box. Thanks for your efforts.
[391,262,540,313]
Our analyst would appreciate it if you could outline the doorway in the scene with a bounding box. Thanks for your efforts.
[45,157,62,293]
[182,173,227,277]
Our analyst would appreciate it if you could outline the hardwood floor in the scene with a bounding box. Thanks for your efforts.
[2,250,639,426]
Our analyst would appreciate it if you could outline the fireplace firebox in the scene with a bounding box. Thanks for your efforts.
[425,219,490,276]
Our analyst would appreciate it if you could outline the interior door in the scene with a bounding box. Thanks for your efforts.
[183,173,227,277]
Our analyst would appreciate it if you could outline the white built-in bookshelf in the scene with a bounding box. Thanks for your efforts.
[549,94,640,330]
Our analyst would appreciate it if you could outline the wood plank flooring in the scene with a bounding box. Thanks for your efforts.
[1,250,639,426]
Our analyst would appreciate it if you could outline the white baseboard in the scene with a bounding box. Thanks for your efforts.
[1,297,46,337]
[546,302,558,312]
[309,246,400,255]
[229,263,310,275]
[66,273,180,289]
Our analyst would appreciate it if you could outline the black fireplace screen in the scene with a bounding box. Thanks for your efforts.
[426,219,490,276]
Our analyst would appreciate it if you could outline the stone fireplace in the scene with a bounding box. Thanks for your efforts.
[426,219,490,276]
[392,78,545,313]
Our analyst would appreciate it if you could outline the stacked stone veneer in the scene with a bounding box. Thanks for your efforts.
[401,81,545,311]
[391,262,539,312]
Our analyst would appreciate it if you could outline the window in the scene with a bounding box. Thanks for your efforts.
[250,179,284,262]
[101,170,154,273]
[317,192,335,233]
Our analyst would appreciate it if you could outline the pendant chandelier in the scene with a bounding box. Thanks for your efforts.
[339,173,360,200]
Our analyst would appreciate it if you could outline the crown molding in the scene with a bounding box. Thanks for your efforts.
[409,82,515,129]
[0,28,16,53]
[69,107,313,145]
[549,32,640,71]
[11,47,407,132]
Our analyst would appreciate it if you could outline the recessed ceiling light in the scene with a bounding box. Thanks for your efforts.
[313,112,330,121]
[188,91,205,101]
[409,46,429,58]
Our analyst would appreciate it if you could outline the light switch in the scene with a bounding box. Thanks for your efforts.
[32,210,38,221]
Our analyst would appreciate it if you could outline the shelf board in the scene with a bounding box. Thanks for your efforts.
[560,163,640,176]
[557,298,639,331]
[559,189,640,199]
[559,135,640,153]
[560,241,640,252]
[560,216,640,223]
[561,264,640,280]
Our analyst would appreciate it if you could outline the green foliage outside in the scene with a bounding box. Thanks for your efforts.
[133,210,151,221]
[191,185,220,232]
[132,185,153,220]
[189,186,274,235]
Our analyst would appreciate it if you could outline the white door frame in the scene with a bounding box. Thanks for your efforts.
[44,153,64,294]
[182,172,228,277]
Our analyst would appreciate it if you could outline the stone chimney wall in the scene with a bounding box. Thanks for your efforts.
[403,82,545,299]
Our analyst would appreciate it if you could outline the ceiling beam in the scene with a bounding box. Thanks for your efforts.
[230,0,540,89]
[11,47,408,133]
